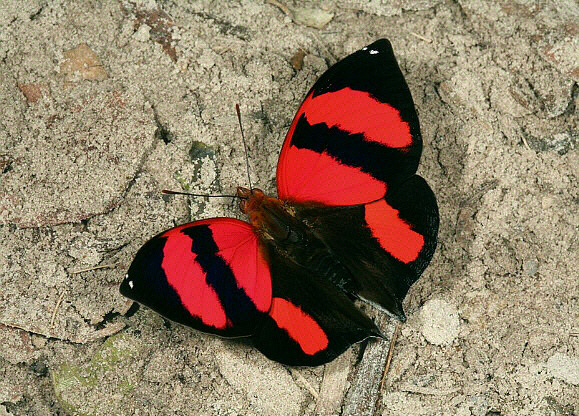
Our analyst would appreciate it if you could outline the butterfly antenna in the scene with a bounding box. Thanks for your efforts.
[235,104,253,190]
[161,190,237,198]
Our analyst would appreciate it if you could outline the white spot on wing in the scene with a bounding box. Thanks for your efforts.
[369,50,379,55]
[128,281,134,289]
[362,47,368,50]
[124,273,129,280]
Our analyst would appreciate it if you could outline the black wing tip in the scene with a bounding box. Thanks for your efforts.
[369,38,393,48]
[124,301,140,317]
[371,328,387,340]
[119,274,131,297]
[361,39,395,55]
[395,312,407,323]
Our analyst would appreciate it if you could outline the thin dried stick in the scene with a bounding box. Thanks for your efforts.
[50,292,66,329]
[70,264,115,274]
[409,31,433,43]
[266,0,291,16]
[374,321,402,412]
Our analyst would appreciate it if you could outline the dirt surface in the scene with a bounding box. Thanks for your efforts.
[1,0,577,415]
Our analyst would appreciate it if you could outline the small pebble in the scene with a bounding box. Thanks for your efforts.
[420,299,460,346]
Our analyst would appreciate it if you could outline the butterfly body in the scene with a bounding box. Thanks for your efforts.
[240,186,361,302]
[121,39,439,366]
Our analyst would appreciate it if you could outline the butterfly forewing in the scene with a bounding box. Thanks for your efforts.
[277,39,423,206]
[121,218,272,337]
[274,39,439,321]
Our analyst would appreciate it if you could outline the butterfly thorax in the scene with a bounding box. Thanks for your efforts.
[237,186,302,243]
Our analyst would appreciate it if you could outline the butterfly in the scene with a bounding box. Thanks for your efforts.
[120,39,439,366]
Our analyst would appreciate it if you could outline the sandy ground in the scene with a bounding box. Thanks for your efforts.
[1,0,578,415]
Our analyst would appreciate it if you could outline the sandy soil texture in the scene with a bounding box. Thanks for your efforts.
[1,1,577,415]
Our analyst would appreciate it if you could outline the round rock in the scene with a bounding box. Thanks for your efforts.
[420,299,460,346]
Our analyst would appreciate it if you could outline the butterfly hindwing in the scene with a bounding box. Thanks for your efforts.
[277,39,423,206]
[292,175,439,321]
[121,218,272,337]
[253,241,382,366]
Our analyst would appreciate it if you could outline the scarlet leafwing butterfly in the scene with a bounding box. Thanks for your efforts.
[120,39,439,366]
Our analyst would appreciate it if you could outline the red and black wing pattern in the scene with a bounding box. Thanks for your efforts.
[276,39,439,320]
[253,242,381,366]
[277,39,423,206]
[293,176,439,321]
[121,219,272,337]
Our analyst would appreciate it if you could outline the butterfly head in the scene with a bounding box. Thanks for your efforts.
[237,187,266,214]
